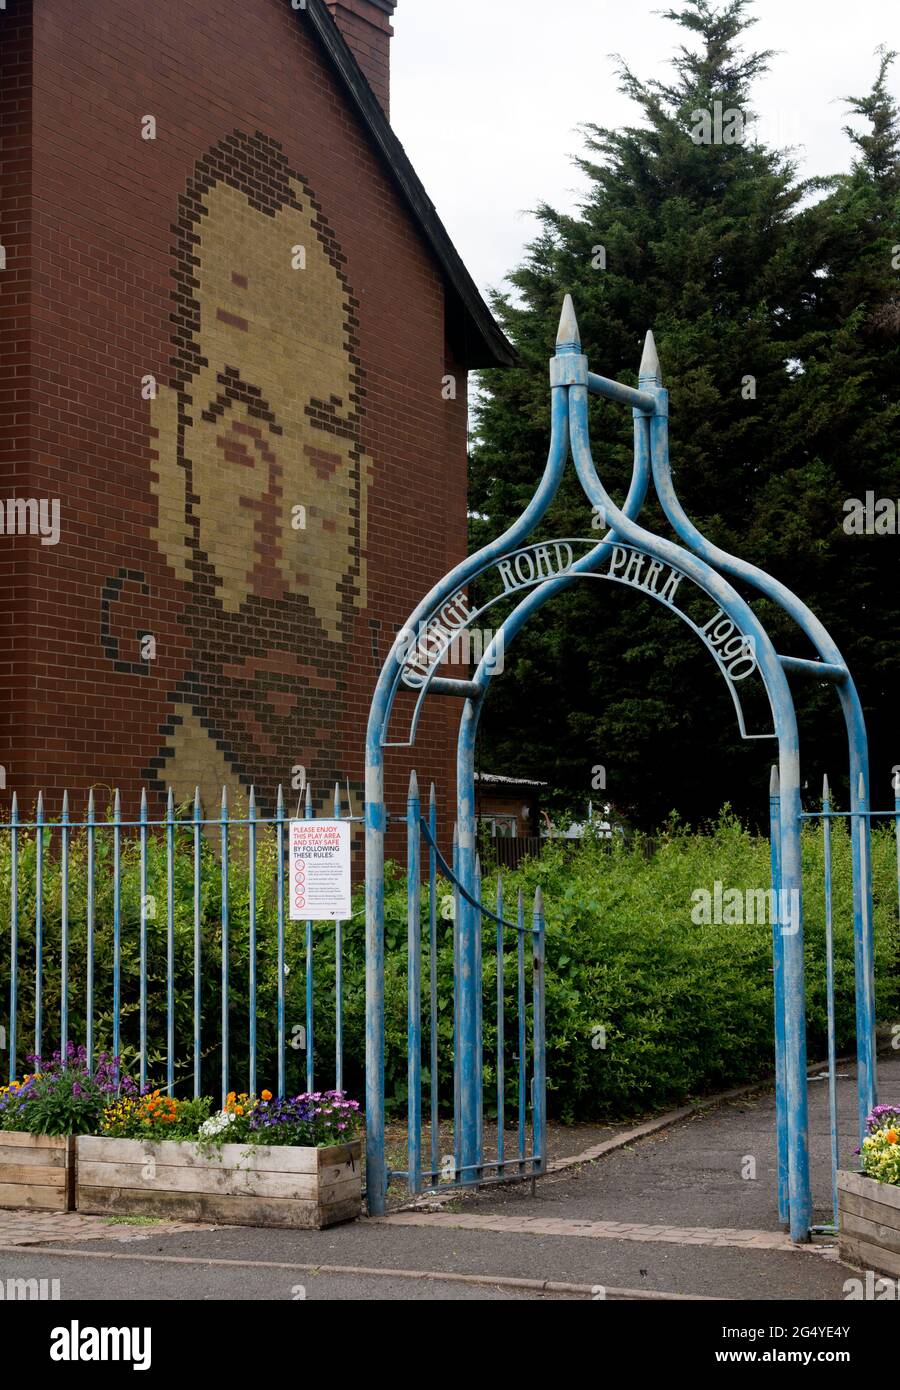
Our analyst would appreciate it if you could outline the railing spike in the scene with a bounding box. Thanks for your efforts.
[37,789,44,819]
[429,782,436,809]
[221,784,228,813]
[858,771,866,800]
[61,789,69,820]
[639,328,661,385]
[249,785,256,815]
[556,293,580,351]
[770,765,780,796]
[165,786,173,814]
[534,885,544,913]
[408,768,418,798]
[276,783,284,814]
[193,786,201,816]
[305,783,313,816]
[10,790,18,822]
[822,774,830,798]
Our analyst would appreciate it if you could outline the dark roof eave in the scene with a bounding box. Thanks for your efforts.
[305,0,518,370]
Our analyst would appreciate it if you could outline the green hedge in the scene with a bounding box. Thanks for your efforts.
[0,810,896,1122]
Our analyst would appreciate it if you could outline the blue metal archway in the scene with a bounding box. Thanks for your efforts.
[363,297,876,1242]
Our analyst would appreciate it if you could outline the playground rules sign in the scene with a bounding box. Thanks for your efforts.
[288,820,352,921]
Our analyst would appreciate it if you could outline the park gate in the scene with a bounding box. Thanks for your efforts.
[364,296,878,1239]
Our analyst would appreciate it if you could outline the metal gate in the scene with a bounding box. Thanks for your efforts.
[390,774,546,1199]
[364,293,877,1238]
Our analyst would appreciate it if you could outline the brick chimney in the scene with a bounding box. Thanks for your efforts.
[325,1,397,116]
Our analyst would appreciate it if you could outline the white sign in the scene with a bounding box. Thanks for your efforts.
[289,820,352,921]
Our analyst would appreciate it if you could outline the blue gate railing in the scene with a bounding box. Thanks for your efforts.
[387,773,546,1196]
[0,783,361,1101]
[0,776,546,1204]
[797,772,900,1234]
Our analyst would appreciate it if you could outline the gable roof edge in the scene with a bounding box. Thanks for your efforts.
[303,0,518,370]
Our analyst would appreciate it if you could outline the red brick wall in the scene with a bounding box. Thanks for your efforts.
[325,0,396,115]
[0,0,34,800]
[0,0,469,853]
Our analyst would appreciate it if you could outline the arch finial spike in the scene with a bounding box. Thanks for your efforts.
[556,294,581,351]
[639,329,661,385]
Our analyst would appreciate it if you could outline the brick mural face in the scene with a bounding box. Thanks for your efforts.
[148,132,370,815]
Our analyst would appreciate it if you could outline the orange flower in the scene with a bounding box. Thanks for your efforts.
[887,1129,899,1145]
[235,1106,244,1116]
[261,1090,272,1102]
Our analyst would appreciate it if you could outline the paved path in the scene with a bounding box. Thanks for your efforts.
[0,1051,895,1300]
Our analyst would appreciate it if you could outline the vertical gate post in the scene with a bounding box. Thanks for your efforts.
[304,784,315,1094]
[852,769,877,1139]
[406,771,422,1195]
[822,775,840,1228]
[779,753,812,1241]
[8,793,17,1084]
[532,887,546,1176]
[452,822,462,1184]
[474,852,484,1179]
[365,728,387,1215]
[457,702,480,1184]
[768,766,789,1226]
[429,785,440,1184]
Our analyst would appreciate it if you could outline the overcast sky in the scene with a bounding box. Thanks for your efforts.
[391,0,898,302]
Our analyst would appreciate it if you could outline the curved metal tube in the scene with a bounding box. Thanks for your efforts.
[364,384,569,1216]
[455,382,812,1240]
[454,409,651,1184]
[651,421,875,1135]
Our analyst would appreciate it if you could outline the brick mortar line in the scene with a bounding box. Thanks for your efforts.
[0,1243,720,1300]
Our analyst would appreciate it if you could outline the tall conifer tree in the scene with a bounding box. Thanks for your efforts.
[470,1,898,826]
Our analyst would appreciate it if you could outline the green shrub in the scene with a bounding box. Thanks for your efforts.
[0,805,896,1123]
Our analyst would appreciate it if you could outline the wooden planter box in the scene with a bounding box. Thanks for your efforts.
[76,1136,361,1229]
[838,1169,900,1277]
[0,1132,75,1211]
